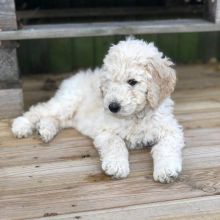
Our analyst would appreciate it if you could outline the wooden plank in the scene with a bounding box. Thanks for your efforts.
[156,33,178,62]
[34,196,220,220]
[139,34,158,46]
[0,85,219,219]
[1,125,220,219]
[0,46,19,81]
[0,65,220,219]
[16,40,32,74]
[93,36,115,67]
[198,32,218,62]
[206,0,220,23]
[71,38,94,70]
[18,39,51,74]
[0,45,23,117]
[0,0,17,30]
[177,33,199,63]
[0,0,19,80]
[16,6,204,19]
[0,0,23,118]
[48,39,73,73]
[0,125,220,168]
[0,84,23,119]
[1,19,220,40]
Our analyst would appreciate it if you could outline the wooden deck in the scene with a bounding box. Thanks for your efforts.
[1,65,220,219]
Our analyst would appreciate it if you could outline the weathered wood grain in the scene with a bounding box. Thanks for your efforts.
[1,126,219,166]
[1,19,220,40]
[35,196,220,220]
[0,65,220,219]
[0,0,17,31]
[0,83,23,118]
[206,0,220,23]
[0,47,19,81]
[0,0,23,118]
[1,130,220,191]
[0,0,19,80]
[1,160,220,220]
[1,125,220,219]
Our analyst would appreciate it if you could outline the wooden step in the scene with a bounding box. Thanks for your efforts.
[1,19,220,40]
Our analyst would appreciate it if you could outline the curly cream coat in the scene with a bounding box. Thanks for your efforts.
[12,38,184,183]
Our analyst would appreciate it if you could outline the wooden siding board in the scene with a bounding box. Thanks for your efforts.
[0,0,23,118]
[72,38,94,70]
[48,39,73,73]
[0,0,17,30]
[198,32,219,62]
[17,40,50,74]
[93,36,115,67]
[178,33,199,64]
[0,46,19,81]
[17,32,220,74]
[156,33,179,62]
[206,0,220,23]
[0,82,23,118]
[0,0,19,80]
[1,19,220,40]
[139,34,158,44]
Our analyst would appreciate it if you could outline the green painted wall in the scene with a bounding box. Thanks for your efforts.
[17,32,220,74]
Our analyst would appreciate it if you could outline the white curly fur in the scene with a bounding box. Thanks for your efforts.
[12,38,184,183]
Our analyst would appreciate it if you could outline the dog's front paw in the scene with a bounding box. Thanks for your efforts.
[36,118,59,143]
[102,158,130,179]
[153,158,182,183]
[12,116,33,138]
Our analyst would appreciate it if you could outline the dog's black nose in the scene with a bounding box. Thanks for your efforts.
[109,102,121,113]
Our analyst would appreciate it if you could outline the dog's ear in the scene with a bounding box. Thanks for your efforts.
[146,57,176,108]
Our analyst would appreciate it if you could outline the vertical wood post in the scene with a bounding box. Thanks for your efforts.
[0,0,23,118]
[206,0,220,23]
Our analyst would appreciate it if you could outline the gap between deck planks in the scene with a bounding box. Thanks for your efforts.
[0,65,220,219]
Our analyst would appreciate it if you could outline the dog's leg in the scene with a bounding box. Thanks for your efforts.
[12,75,85,140]
[36,117,75,143]
[151,125,184,183]
[12,95,78,140]
[94,132,130,178]
[36,117,60,143]
[12,99,59,139]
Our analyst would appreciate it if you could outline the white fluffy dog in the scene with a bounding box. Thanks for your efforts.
[12,37,184,183]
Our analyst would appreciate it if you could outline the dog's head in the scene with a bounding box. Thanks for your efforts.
[101,37,176,117]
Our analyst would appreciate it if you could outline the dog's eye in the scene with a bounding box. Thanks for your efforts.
[127,79,138,86]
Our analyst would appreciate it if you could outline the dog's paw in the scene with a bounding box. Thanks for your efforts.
[36,118,59,143]
[12,116,33,138]
[153,158,182,183]
[102,159,130,179]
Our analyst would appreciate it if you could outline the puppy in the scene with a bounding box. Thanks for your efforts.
[12,38,184,183]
